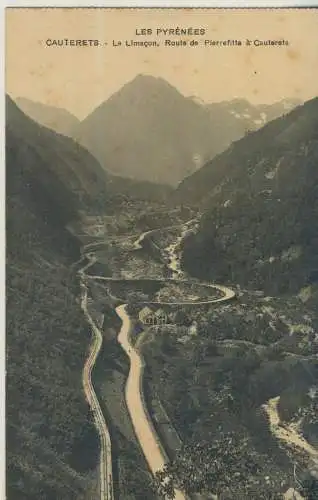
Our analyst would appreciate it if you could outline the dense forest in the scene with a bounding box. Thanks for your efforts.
[143,294,318,498]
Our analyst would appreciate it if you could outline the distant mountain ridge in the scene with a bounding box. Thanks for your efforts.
[180,96,318,295]
[204,96,302,147]
[15,96,80,137]
[73,74,216,186]
[16,78,301,187]
[16,79,302,188]
[73,74,301,186]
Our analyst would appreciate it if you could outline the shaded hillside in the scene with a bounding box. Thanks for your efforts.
[108,174,173,203]
[175,99,306,205]
[15,96,80,137]
[11,96,173,206]
[8,95,109,214]
[181,97,318,295]
[74,74,218,186]
[6,97,100,498]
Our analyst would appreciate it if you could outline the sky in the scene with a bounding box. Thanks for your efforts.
[5,8,318,119]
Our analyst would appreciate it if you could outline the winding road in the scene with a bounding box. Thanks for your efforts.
[133,224,181,251]
[80,217,236,500]
[81,281,114,500]
[79,215,318,500]
[85,275,235,306]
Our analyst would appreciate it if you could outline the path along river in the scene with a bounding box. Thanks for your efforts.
[82,218,235,499]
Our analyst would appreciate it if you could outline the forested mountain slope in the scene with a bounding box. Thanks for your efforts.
[7,95,111,214]
[180,97,318,295]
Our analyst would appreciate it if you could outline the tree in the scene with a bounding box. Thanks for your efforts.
[155,468,176,499]
[295,465,318,500]
[156,431,287,497]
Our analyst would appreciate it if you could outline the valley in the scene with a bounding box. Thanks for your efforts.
[73,200,317,500]
[6,81,318,500]
[75,208,235,499]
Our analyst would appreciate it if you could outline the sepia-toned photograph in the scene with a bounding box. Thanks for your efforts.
[5,7,318,499]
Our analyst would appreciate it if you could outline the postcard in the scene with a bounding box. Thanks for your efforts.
[5,7,318,500]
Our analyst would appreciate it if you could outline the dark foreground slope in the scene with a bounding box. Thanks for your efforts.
[180,97,318,295]
[6,97,101,499]
[8,95,110,213]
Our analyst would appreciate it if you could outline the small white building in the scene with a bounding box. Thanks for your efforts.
[189,321,198,336]
[138,306,154,325]
[138,306,168,326]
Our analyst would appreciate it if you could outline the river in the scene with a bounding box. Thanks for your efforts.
[116,304,186,499]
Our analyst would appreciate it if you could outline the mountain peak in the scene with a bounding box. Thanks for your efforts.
[131,73,171,85]
[133,73,162,82]
[74,75,214,186]
[120,73,182,97]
